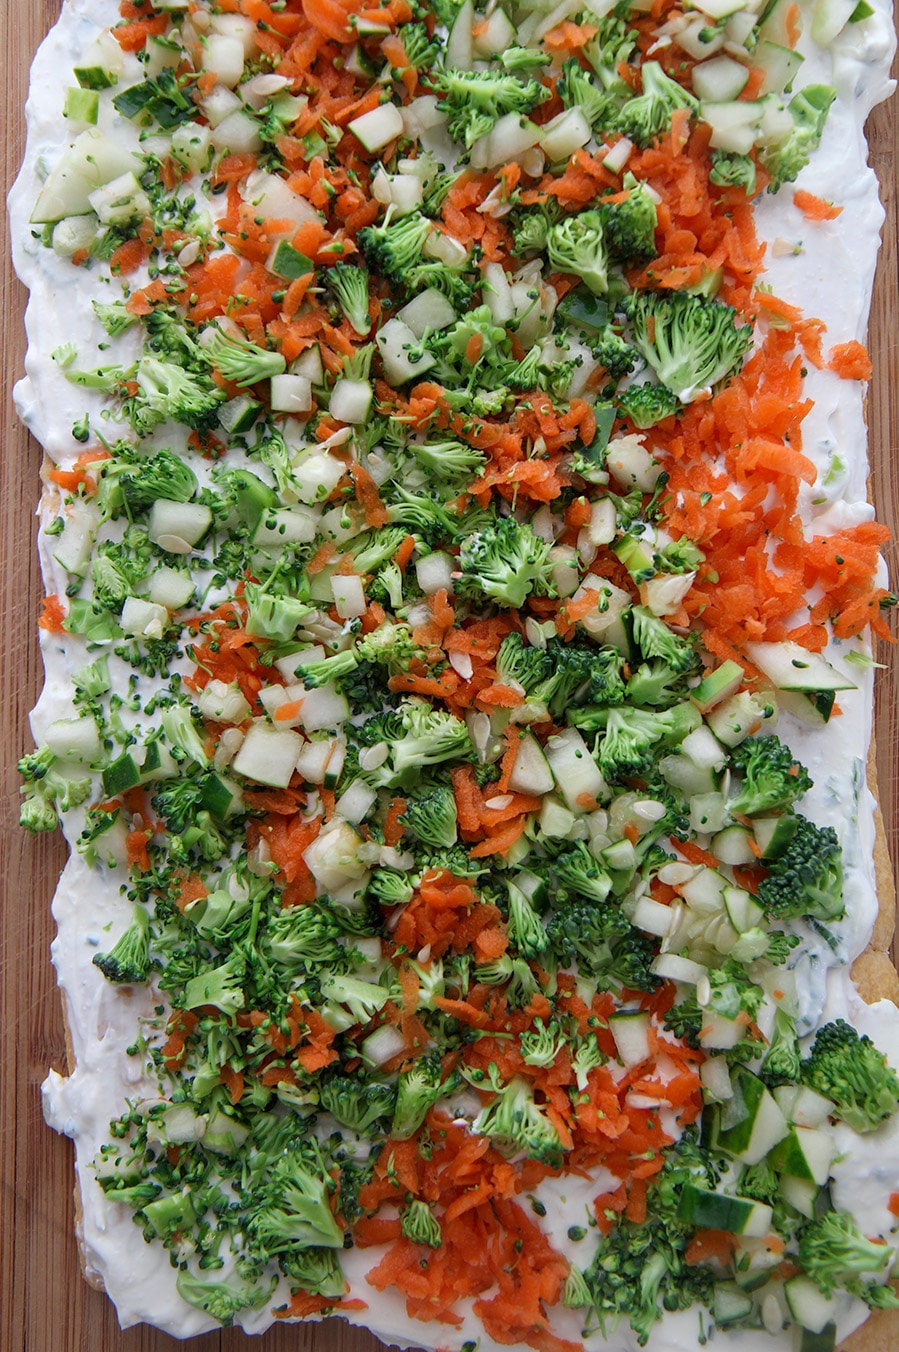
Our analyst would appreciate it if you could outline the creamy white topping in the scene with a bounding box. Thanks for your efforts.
[11,0,899,1346]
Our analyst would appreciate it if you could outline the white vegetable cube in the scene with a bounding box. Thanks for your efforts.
[87,171,150,226]
[293,449,346,504]
[415,551,454,595]
[210,111,263,156]
[398,289,457,338]
[253,507,319,549]
[299,683,350,732]
[376,317,436,386]
[329,379,373,425]
[195,680,252,725]
[202,33,246,88]
[52,216,98,259]
[200,85,242,129]
[231,721,303,788]
[606,434,662,492]
[148,501,212,553]
[120,596,169,640]
[303,819,369,890]
[539,107,592,161]
[349,102,404,152]
[331,574,367,620]
[148,567,195,610]
[270,374,312,414]
[44,717,102,765]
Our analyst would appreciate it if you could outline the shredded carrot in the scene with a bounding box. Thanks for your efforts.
[794,188,842,220]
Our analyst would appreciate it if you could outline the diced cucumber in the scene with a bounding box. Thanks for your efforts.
[770,1127,833,1185]
[200,773,243,820]
[711,824,757,866]
[784,1278,838,1336]
[170,122,212,175]
[349,103,404,153]
[681,866,727,914]
[148,501,212,553]
[609,1010,652,1067]
[679,1183,773,1236]
[692,56,751,103]
[538,795,576,838]
[64,87,99,125]
[376,317,435,386]
[330,378,373,425]
[545,727,607,813]
[539,107,592,161]
[700,1010,748,1051]
[718,1069,789,1164]
[660,752,718,796]
[31,130,136,224]
[743,641,856,695]
[811,0,858,44]
[613,533,656,583]
[44,717,102,766]
[793,1321,836,1352]
[692,660,745,712]
[700,100,763,154]
[231,722,303,788]
[780,1174,818,1218]
[602,838,637,872]
[397,288,456,337]
[74,65,118,90]
[446,0,474,68]
[723,884,764,932]
[629,895,674,938]
[507,733,555,797]
[753,814,799,859]
[714,1281,754,1325]
[706,691,777,747]
[755,40,804,94]
[102,751,141,797]
[651,953,707,984]
[758,0,800,45]
[472,5,516,57]
[773,1084,835,1128]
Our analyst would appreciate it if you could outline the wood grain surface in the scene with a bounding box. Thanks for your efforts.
[1,8,897,1352]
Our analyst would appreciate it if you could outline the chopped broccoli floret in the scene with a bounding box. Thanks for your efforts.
[709,150,757,194]
[93,905,153,985]
[473,1075,564,1167]
[728,736,813,816]
[427,67,550,149]
[325,262,372,336]
[665,961,765,1058]
[617,381,680,429]
[131,354,224,432]
[358,212,432,284]
[557,57,620,133]
[800,1019,899,1133]
[592,325,640,382]
[367,698,473,791]
[629,606,698,673]
[623,290,752,402]
[798,1210,896,1300]
[756,813,843,923]
[512,200,562,255]
[247,1147,344,1257]
[279,1246,347,1298]
[401,1198,443,1248]
[410,438,486,482]
[546,888,628,969]
[601,177,659,263]
[616,61,698,147]
[357,620,422,674]
[594,701,699,778]
[265,903,344,973]
[495,632,554,693]
[585,1132,716,1345]
[519,1018,566,1068]
[546,210,609,297]
[393,1050,452,1139]
[106,445,198,514]
[175,1270,272,1327]
[475,954,540,1006]
[19,745,92,831]
[402,785,458,848]
[506,878,550,959]
[458,515,556,610]
[762,1005,802,1084]
[203,328,286,389]
[552,840,616,906]
[760,85,836,192]
[319,1076,397,1136]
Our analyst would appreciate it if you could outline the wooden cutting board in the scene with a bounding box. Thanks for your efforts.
[1,6,897,1352]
